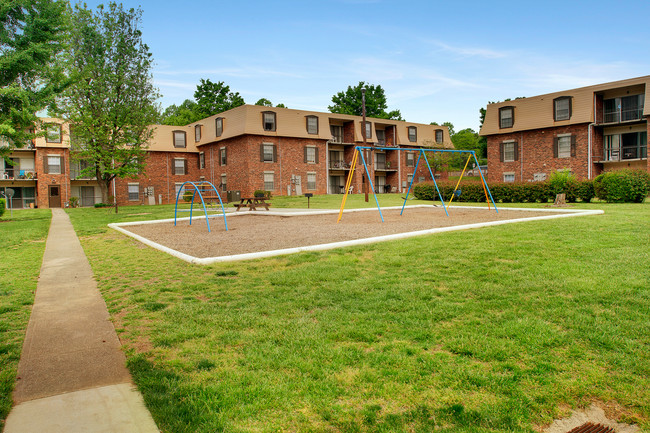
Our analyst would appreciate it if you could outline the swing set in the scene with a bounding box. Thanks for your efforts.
[173,180,228,232]
[337,146,497,223]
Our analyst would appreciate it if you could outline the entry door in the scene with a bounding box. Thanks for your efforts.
[80,186,95,207]
[48,185,61,208]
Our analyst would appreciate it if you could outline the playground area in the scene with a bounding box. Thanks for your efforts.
[111,205,602,263]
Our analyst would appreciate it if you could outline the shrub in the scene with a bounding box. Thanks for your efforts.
[68,196,79,208]
[183,190,194,202]
[594,169,650,203]
[94,202,112,208]
[0,198,5,218]
[575,180,595,203]
[254,190,272,199]
[548,170,578,202]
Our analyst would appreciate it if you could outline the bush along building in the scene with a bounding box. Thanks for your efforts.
[479,75,649,184]
[0,106,452,208]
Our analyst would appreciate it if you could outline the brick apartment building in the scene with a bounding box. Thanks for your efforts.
[1,105,452,208]
[480,76,649,183]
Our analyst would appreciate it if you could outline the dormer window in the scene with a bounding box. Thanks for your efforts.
[408,126,417,142]
[364,121,372,140]
[215,117,223,137]
[554,97,572,121]
[435,129,443,144]
[263,112,276,131]
[46,124,62,143]
[306,116,318,134]
[173,130,186,148]
[499,107,514,128]
[194,125,201,142]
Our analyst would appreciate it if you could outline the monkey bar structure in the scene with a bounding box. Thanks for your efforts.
[337,146,497,222]
[174,181,228,232]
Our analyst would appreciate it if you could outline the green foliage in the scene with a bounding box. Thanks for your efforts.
[159,99,202,126]
[68,196,79,208]
[594,169,650,203]
[0,0,67,157]
[254,190,272,199]
[328,81,403,120]
[194,78,244,118]
[56,2,159,203]
[182,190,193,203]
[0,198,5,218]
[254,98,273,107]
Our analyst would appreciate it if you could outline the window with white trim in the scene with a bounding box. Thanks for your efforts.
[128,184,139,201]
[220,174,227,191]
[199,152,205,169]
[263,172,275,190]
[173,131,186,148]
[306,116,318,134]
[47,155,62,174]
[502,141,516,162]
[364,122,372,140]
[175,183,184,198]
[174,158,186,175]
[46,124,62,143]
[194,125,201,142]
[220,147,227,166]
[307,172,316,190]
[499,107,514,128]
[503,172,515,182]
[406,152,414,167]
[305,146,316,164]
[263,112,276,131]
[554,97,571,121]
[215,117,223,137]
[262,143,275,162]
[533,173,547,182]
[435,129,443,144]
[557,135,572,158]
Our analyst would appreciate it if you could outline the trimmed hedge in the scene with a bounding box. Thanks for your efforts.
[594,169,650,203]
[412,179,596,203]
[0,198,5,218]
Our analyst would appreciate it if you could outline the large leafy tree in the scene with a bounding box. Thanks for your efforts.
[0,0,67,157]
[160,99,201,126]
[194,78,244,118]
[328,81,403,120]
[56,2,159,204]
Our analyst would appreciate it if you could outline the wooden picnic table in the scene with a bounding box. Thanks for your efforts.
[233,197,271,211]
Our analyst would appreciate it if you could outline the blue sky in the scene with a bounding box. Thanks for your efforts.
[84,0,649,131]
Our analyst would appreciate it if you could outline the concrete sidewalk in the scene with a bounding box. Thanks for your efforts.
[4,209,158,432]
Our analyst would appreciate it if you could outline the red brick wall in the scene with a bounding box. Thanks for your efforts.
[35,147,70,208]
[487,124,593,182]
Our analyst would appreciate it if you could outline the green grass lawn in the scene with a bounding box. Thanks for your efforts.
[63,198,650,432]
[0,209,51,430]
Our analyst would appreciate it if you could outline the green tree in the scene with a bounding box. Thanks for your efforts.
[160,99,201,126]
[255,98,273,107]
[194,78,244,118]
[56,2,159,205]
[0,0,67,157]
[328,81,403,120]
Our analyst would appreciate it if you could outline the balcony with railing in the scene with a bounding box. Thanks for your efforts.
[1,170,37,180]
[600,94,645,124]
[329,160,350,170]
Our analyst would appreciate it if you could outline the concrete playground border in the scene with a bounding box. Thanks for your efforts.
[108,205,604,265]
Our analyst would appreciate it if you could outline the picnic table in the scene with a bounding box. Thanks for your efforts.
[233,196,271,211]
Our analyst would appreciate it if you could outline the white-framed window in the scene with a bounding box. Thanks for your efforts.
[435,129,443,144]
[262,143,275,162]
[307,172,316,190]
[173,131,186,148]
[418,176,425,183]
[499,107,514,128]
[364,122,372,140]
[220,147,227,166]
[263,172,275,190]
[503,172,515,183]
[554,97,571,121]
[305,146,317,164]
[128,183,139,201]
[502,140,516,162]
[173,158,186,175]
[406,152,415,167]
[46,124,62,143]
[220,174,227,191]
[306,116,318,134]
[408,126,417,142]
[175,182,185,198]
[194,124,201,142]
[557,135,572,158]
[199,152,205,169]
[47,155,62,174]
[215,117,223,137]
[407,174,413,186]
[376,129,385,145]
[263,112,276,131]
[533,173,547,182]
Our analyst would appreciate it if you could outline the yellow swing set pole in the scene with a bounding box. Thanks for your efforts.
[337,149,359,223]
[448,154,472,206]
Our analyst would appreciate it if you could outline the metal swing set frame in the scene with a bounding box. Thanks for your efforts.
[173,180,228,232]
[337,146,498,223]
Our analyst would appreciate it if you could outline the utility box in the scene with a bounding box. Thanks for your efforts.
[227,190,241,202]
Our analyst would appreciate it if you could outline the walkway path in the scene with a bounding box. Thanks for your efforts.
[4,209,158,432]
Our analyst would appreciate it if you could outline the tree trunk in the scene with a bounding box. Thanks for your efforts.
[99,180,110,204]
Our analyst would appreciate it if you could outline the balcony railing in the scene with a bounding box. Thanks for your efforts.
[603,107,644,123]
[1,170,37,180]
[329,160,350,169]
